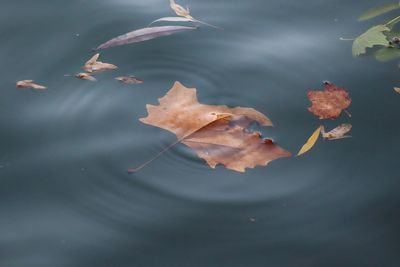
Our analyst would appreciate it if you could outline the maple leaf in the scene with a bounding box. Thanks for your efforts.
[83,53,118,73]
[137,81,291,172]
[307,81,352,120]
[16,80,47,90]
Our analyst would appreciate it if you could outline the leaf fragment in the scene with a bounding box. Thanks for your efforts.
[307,81,352,120]
[83,53,118,73]
[115,76,143,84]
[358,2,400,21]
[321,124,352,140]
[16,80,47,90]
[394,87,400,93]
[352,25,389,56]
[76,73,97,82]
[297,126,322,156]
[137,81,291,172]
[96,26,196,50]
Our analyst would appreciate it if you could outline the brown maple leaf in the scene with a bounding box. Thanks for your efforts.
[307,81,351,119]
[16,80,47,90]
[83,53,118,73]
[137,81,291,172]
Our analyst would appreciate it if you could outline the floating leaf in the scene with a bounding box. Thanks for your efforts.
[321,124,352,140]
[149,16,222,29]
[297,126,322,156]
[115,76,143,84]
[394,87,400,93]
[76,73,97,82]
[170,0,193,19]
[97,26,197,50]
[134,81,291,172]
[375,47,400,61]
[149,17,195,26]
[307,81,352,120]
[83,53,117,73]
[386,15,400,29]
[358,2,400,21]
[352,25,389,56]
[16,80,47,90]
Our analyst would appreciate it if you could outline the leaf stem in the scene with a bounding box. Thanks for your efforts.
[128,139,181,173]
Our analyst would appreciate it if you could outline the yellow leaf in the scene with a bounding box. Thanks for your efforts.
[297,126,322,156]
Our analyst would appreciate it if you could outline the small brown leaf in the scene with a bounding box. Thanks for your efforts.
[170,0,193,19]
[83,53,118,73]
[76,73,97,82]
[307,81,351,119]
[16,80,47,90]
[137,81,291,172]
[321,124,352,140]
[115,76,143,84]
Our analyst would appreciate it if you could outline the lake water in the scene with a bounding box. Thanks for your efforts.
[0,0,399,266]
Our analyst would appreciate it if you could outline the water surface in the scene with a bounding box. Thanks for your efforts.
[0,0,399,266]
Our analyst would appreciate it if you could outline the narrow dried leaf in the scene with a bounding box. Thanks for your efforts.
[321,124,352,140]
[297,126,323,156]
[16,80,47,90]
[76,73,97,82]
[137,81,291,172]
[170,0,193,19]
[83,53,118,73]
[149,16,222,29]
[394,87,400,93]
[358,2,400,21]
[97,26,196,50]
[149,17,195,26]
[307,81,352,120]
[115,76,143,84]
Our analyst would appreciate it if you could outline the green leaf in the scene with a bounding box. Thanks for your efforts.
[358,2,400,21]
[352,25,390,56]
[375,47,400,62]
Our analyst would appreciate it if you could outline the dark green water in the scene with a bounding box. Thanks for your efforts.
[0,0,400,266]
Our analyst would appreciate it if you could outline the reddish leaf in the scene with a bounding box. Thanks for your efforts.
[307,81,351,119]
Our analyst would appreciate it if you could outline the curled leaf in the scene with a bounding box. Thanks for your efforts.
[307,81,352,120]
[83,53,117,73]
[297,126,322,156]
[97,26,196,50]
[170,0,193,19]
[321,124,352,140]
[137,81,291,172]
[352,25,389,56]
[358,2,400,21]
[115,76,143,84]
[16,80,47,90]
[76,73,97,82]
